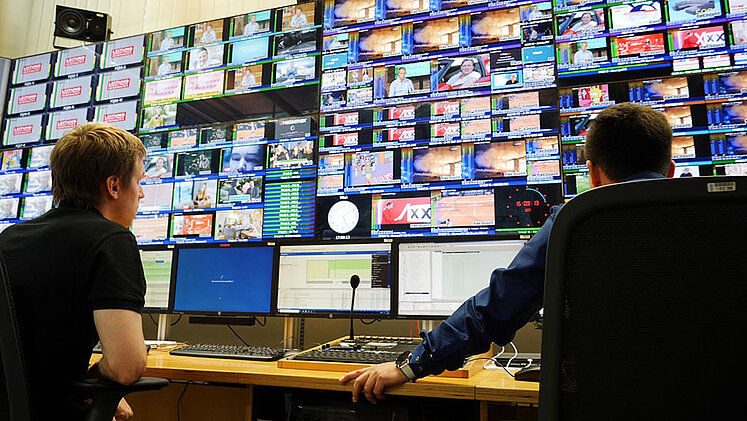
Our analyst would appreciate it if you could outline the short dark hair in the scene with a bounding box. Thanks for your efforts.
[585,103,672,181]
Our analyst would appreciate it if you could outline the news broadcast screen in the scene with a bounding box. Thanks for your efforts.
[11,53,51,85]
[54,45,96,77]
[96,67,142,101]
[143,77,183,105]
[230,10,273,39]
[46,108,89,141]
[100,35,145,69]
[183,70,225,100]
[94,100,139,131]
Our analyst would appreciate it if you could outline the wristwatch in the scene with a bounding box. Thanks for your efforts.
[396,350,417,381]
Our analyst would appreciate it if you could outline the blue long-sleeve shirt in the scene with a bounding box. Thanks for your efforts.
[408,172,665,377]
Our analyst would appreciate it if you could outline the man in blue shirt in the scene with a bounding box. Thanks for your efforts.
[341,103,677,403]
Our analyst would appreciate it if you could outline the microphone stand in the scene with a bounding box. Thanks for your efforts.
[349,274,360,340]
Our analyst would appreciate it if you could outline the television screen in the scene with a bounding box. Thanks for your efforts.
[0,173,23,196]
[200,124,233,145]
[609,2,662,29]
[100,35,145,69]
[229,36,270,64]
[671,135,696,158]
[461,96,492,114]
[172,179,218,210]
[183,70,225,100]
[169,128,198,148]
[24,170,51,193]
[7,83,47,114]
[410,145,462,182]
[21,196,53,219]
[520,2,553,21]
[131,216,170,242]
[274,116,312,139]
[274,28,317,56]
[556,10,606,36]
[280,2,315,31]
[1,150,23,171]
[235,121,266,142]
[274,56,316,85]
[230,10,273,39]
[346,150,394,186]
[491,70,524,89]
[144,154,174,179]
[434,55,490,92]
[46,108,89,141]
[28,145,53,169]
[222,144,266,172]
[522,21,554,42]
[729,0,747,14]
[217,176,263,205]
[225,64,264,93]
[378,61,431,97]
[356,26,403,61]
[413,17,460,53]
[323,33,350,52]
[670,26,726,50]
[470,9,521,45]
[576,84,609,107]
[191,19,224,46]
[3,115,43,146]
[171,213,214,237]
[656,105,693,129]
[667,0,722,23]
[187,45,224,71]
[214,209,263,240]
[94,100,138,131]
[175,149,221,176]
[139,183,174,211]
[322,69,347,91]
[523,45,555,63]
[268,140,314,168]
[638,77,689,100]
[474,141,527,178]
[11,53,51,84]
[327,0,376,27]
[557,38,609,67]
[49,75,93,108]
[143,77,183,105]
[54,45,96,77]
[140,132,168,150]
[145,51,184,78]
[149,27,186,52]
[0,198,19,220]
[613,33,666,56]
[96,67,142,101]
[432,189,495,228]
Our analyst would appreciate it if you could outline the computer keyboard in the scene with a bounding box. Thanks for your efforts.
[290,337,419,364]
[169,343,285,361]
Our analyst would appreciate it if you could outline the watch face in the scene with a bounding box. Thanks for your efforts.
[396,350,411,366]
[327,200,359,234]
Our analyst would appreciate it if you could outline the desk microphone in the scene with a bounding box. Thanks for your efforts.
[349,274,360,340]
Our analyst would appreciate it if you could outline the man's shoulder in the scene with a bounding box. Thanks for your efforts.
[2,207,132,245]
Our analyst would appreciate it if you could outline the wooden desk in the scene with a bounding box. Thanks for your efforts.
[93,349,539,420]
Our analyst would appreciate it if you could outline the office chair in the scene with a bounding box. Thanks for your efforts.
[539,176,747,420]
[0,252,168,421]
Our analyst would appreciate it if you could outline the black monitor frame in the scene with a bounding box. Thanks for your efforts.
[168,241,279,317]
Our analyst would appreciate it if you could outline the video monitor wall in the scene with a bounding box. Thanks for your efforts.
[0,145,54,229]
[317,0,563,239]
[132,115,317,245]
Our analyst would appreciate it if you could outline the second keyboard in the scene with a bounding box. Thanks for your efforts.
[170,344,285,361]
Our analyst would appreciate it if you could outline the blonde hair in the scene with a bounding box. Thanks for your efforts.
[50,123,146,208]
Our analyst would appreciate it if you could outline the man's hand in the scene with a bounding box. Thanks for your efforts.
[113,398,133,421]
[339,362,408,404]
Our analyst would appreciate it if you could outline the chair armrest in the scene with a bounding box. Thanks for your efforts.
[71,377,169,421]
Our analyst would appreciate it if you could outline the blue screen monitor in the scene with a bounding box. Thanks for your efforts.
[171,245,276,315]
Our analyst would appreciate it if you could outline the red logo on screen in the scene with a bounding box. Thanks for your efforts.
[13,125,33,135]
[104,112,127,123]
[17,94,37,105]
[434,102,459,116]
[334,112,358,126]
[388,106,415,120]
[333,132,358,146]
[111,46,134,58]
[388,127,415,141]
[60,86,82,98]
[64,55,87,67]
[107,78,131,90]
[22,63,42,75]
[56,119,78,130]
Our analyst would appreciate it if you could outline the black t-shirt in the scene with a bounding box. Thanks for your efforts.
[0,205,145,420]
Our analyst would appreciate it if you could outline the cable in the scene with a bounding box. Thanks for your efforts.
[483,342,519,378]
[227,325,250,347]
[255,316,266,327]
[148,313,157,325]
[360,318,380,325]
[176,382,191,421]
[170,314,183,327]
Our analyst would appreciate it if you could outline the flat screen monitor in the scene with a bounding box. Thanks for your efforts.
[140,248,174,311]
[3,114,44,146]
[46,108,89,141]
[93,100,139,131]
[100,35,145,69]
[397,239,526,318]
[96,67,142,101]
[7,83,48,115]
[276,242,392,316]
[183,70,225,100]
[49,75,93,108]
[54,45,96,77]
[27,145,52,169]
[171,244,276,315]
[11,53,51,84]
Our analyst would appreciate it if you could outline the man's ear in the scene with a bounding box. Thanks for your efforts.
[666,160,676,178]
[587,160,602,188]
[103,175,120,200]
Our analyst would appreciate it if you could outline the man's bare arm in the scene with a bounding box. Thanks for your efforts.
[93,309,146,385]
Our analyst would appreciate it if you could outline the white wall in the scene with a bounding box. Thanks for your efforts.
[0,0,295,59]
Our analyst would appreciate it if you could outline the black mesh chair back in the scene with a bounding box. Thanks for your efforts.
[0,251,32,421]
[539,176,747,420]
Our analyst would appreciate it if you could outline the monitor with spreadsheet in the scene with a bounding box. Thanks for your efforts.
[139,248,174,311]
[171,244,276,315]
[396,238,526,318]
[276,242,392,317]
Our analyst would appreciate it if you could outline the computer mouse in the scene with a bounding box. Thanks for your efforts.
[514,364,541,382]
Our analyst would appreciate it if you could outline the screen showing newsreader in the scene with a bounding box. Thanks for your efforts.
[277,243,391,315]
[398,240,526,317]
[172,246,274,313]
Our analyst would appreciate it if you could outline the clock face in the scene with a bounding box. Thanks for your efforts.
[327,200,359,234]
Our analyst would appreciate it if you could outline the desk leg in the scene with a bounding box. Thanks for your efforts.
[480,401,489,421]
[245,384,253,421]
